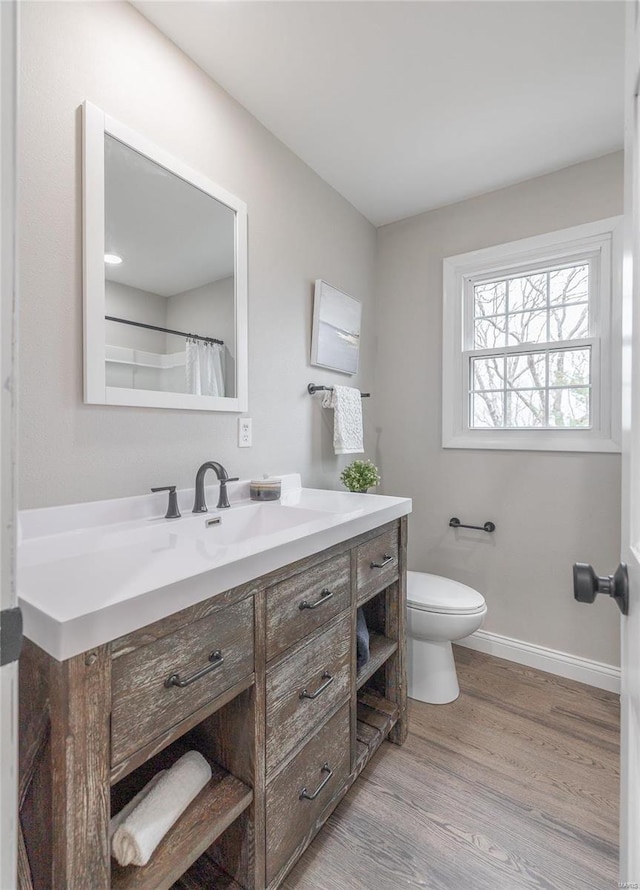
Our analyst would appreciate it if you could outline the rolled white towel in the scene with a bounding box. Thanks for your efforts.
[112,750,212,867]
[110,770,167,841]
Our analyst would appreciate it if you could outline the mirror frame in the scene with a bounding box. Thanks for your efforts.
[82,101,248,412]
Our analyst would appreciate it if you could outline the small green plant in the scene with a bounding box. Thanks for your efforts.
[340,459,381,493]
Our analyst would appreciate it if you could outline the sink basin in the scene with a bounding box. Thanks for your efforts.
[174,502,329,544]
[18,473,411,660]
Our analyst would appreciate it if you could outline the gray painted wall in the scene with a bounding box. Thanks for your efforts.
[18,2,623,668]
[18,1,377,509]
[374,152,623,666]
[105,281,167,352]
[165,278,235,358]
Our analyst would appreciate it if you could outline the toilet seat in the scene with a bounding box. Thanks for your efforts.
[407,571,486,616]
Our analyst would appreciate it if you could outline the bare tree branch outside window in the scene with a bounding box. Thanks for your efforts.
[470,264,591,429]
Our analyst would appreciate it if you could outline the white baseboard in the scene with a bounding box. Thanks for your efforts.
[456,628,621,694]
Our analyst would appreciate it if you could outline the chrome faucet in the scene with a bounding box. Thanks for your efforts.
[192,461,239,512]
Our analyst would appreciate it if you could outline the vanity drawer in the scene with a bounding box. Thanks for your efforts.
[266,552,351,662]
[111,595,254,766]
[356,525,399,603]
[266,702,351,886]
[265,612,351,775]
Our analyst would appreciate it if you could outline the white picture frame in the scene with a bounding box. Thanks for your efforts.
[310,279,361,375]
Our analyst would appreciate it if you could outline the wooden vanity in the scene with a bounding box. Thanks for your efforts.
[19,516,407,890]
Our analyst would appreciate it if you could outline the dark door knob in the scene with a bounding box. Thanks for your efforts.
[573,562,629,615]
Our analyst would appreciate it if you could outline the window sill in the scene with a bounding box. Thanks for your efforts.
[442,430,621,453]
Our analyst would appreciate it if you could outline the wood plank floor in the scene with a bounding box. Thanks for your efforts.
[282,647,620,890]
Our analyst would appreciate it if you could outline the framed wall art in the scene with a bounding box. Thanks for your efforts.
[310,279,362,375]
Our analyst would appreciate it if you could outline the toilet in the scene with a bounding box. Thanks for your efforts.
[407,571,487,704]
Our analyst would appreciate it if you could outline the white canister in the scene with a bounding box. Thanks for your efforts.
[249,476,282,501]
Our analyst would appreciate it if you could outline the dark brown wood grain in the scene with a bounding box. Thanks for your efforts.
[111,584,259,659]
[18,640,52,890]
[191,587,267,889]
[111,595,254,765]
[195,683,258,887]
[265,612,352,776]
[265,703,351,887]
[111,764,252,890]
[355,633,398,691]
[173,853,246,889]
[387,514,408,744]
[355,527,399,604]
[49,645,111,890]
[244,521,400,594]
[281,648,619,890]
[17,820,34,890]
[252,586,267,890]
[18,639,50,800]
[265,552,350,662]
[355,689,399,775]
[206,810,253,890]
[110,674,255,785]
[349,547,358,773]
[19,518,406,890]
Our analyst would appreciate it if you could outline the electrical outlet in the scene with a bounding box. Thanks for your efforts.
[238,416,252,448]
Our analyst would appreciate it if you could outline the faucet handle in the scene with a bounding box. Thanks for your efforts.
[217,477,239,509]
[151,486,181,520]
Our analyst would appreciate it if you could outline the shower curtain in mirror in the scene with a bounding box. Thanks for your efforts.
[186,339,225,397]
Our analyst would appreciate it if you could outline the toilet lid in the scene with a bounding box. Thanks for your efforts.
[407,571,486,615]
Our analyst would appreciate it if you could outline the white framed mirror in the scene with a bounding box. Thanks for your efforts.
[82,102,248,411]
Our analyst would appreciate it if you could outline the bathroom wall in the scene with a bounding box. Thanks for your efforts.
[105,282,167,352]
[18,1,377,508]
[165,278,235,358]
[19,2,623,668]
[375,152,623,666]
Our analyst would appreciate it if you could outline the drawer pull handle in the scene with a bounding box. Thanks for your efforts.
[299,588,334,611]
[300,763,333,800]
[299,671,333,700]
[164,649,224,688]
[370,554,395,569]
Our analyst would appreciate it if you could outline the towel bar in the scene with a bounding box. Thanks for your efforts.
[307,383,370,398]
[449,517,496,533]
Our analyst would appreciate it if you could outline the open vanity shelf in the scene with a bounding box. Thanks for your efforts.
[18,516,408,890]
[173,856,245,890]
[356,634,398,690]
[110,709,254,890]
[111,764,252,890]
[355,690,400,776]
[356,584,401,692]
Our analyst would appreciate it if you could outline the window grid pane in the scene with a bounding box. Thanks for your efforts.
[469,346,592,430]
[473,263,590,350]
[549,264,589,306]
[506,389,547,429]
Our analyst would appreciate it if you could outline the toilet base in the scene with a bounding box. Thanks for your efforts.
[408,637,460,704]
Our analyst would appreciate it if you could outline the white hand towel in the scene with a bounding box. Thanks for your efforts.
[322,385,364,455]
[112,750,211,867]
[109,770,166,840]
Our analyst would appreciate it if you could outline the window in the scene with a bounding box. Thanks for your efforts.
[442,218,622,452]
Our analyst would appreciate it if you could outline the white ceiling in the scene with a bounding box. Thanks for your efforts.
[134,1,625,227]
[105,133,235,296]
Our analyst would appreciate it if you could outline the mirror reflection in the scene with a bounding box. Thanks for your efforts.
[104,135,236,398]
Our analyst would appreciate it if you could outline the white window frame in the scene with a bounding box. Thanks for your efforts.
[442,217,623,453]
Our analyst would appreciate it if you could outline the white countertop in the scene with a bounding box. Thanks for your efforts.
[18,475,411,661]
